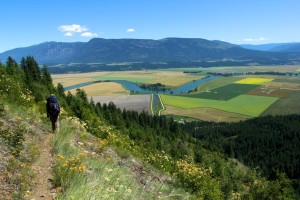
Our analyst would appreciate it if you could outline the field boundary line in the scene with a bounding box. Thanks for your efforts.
[150,94,154,115]
[158,94,165,116]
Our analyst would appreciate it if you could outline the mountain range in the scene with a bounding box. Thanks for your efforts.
[1,38,300,65]
[241,43,300,52]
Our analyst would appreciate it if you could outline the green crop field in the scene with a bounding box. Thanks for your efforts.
[183,83,259,100]
[196,77,242,92]
[161,94,278,117]
[162,105,251,122]
[262,91,300,116]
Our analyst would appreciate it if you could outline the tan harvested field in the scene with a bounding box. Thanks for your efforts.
[265,81,300,89]
[145,71,204,87]
[91,95,151,113]
[247,87,293,97]
[68,82,128,96]
[52,72,110,87]
[162,105,251,122]
[247,81,300,97]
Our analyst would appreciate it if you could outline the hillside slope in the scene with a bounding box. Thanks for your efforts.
[0,57,297,199]
[0,101,192,199]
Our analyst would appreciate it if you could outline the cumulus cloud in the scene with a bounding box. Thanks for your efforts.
[81,32,98,37]
[243,37,270,42]
[59,24,88,33]
[58,24,98,37]
[126,28,135,33]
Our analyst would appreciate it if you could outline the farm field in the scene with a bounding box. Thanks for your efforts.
[184,83,259,100]
[52,72,110,87]
[52,67,300,121]
[68,82,128,96]
[262,91,300,116]
[247,81,300,97]
[162,105,251,122]
[161,94,278,117]
[91,95,151,113]
[234,78,273,85]
[196,76,243,92]
[163,65,300,73]
[274,77,300,83]
[52,70,204,96]
[91,71,203,87]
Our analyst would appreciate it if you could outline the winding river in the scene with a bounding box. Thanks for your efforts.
[64,75,220,95]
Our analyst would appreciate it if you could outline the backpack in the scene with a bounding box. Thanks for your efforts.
[47,96,60,114]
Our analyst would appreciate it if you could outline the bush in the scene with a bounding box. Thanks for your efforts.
[0,74,32,106]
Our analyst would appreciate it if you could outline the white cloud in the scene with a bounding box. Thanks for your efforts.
[64,32,73,37]
[81,32,98,37]
[243,37,270,42]
[58,24,99,37]
[59,24,88,33]
[126,28,135,33]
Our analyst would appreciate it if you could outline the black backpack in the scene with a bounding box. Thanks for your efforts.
[47,96,60,114]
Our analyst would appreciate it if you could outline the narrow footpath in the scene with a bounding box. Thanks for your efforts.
[29,133,55,200]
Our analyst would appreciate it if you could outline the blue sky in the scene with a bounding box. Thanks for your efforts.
[0,0,299,53]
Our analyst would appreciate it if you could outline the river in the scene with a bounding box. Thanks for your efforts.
[64,76,220,95]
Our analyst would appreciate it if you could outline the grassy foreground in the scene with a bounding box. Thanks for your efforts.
[0,99,191,199]
[52,117,190,200]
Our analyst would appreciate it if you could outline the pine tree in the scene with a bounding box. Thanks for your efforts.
[41,65,52,87]
[6,56,18,75]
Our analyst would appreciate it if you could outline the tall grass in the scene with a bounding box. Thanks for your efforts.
[52,119,191,200]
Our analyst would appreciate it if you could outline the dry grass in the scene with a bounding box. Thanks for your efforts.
[67,82,128,96]
[52,72,110,87]
[247,88,293,97]
[146,71,204,87]
[162,105,251,122]
[264,81,300,89]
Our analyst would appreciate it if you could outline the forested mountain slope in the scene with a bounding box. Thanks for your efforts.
[1,38,298,66]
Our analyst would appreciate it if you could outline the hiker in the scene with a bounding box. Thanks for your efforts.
[46,94,60,132]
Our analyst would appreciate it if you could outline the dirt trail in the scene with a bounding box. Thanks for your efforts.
[29,133,55,200]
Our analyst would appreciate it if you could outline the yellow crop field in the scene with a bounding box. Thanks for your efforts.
[234,78,273,85]
[68,82,128,96]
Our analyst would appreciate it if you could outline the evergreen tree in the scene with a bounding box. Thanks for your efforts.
[6,56,18,75]
[41,65,52,87]
[0,62,6,75]
[57,83,66,98]
[21,56,41,85]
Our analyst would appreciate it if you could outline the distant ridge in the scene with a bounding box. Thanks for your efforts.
[241,42,300,52]
[1,38,298,66]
